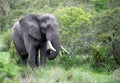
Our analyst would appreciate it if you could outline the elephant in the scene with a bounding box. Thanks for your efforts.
[12,13,68,68]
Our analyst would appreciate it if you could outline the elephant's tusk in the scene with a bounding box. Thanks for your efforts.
[48,40,56,51]
[61,45,70,54]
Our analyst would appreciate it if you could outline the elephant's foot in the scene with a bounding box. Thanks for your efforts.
[21,59,27,67]
[40,62,46,67]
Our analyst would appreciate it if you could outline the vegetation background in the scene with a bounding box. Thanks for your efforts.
[0,0,120,83]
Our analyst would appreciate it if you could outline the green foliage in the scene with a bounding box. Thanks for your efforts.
[0,0,10,31]
[8,41,21,65]
[112,37,120,64]
[58,55,89,70]
[90,44,116,72]
[47,54,91,70]
[54,6,93,55]
[108,0,120,9]
[33,0,61,8]
[8,54,118,83]
[0,29,20,65]
[0,52,21,83]
[92,0,109,11]
[9,0,30,9]
[89,7,120,71]
[0,53,119,83]
[0,29,12,52]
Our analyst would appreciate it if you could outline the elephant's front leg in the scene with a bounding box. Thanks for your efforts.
[35,49,39,67]
[40,44,47,66]
[29,46,37,68]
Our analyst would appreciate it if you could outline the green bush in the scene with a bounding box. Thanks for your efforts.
[87,7,120,72]
[0,52,21,83]
[112,37,120,64]
[8,41,21,65]
[0,29,20,65]
[54,6,93,55]
[90,43,118,72]
[0,29,12,52]
[92,0,109,11]
[91,44,110,61]
[58,55,90,70]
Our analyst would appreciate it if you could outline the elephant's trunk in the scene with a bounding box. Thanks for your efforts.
[47,50,59,60]
[46,33,61,60]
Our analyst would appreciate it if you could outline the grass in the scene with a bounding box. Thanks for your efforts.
[18,65,120,83]
[0,52,120,83]
[0,52,21,83]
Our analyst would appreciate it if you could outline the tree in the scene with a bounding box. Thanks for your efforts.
[54,6,93,55]
[0,0,10,31]
[90,7,120,69]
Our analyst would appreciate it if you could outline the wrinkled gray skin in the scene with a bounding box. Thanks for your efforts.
[12,13,61,68]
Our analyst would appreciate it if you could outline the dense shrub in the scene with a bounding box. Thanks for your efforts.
[8,41,21,65]
[90,44,114,71]
[0,29,20,65]
[92,0,109,11]
[59,55,90,70]
[0,29,12,52]
[112,37,120,64]
[54,6,93,55]
[89,7,120,71]
[0,52,21,83]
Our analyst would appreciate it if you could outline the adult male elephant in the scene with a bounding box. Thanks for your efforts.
[12,13,65,68]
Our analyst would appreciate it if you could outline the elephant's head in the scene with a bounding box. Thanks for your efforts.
[39,14,61,60]
[19,13,61,60]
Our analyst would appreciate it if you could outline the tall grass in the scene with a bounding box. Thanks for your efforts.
[0,52,120,83]
[19,65,120,83]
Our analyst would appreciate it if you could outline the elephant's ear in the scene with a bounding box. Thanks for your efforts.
[19,14,41,39]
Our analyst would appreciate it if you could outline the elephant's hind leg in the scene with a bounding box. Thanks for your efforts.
[20,54,28,66]
[13,42,28,66]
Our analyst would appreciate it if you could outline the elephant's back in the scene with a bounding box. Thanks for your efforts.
[12,21,27,55]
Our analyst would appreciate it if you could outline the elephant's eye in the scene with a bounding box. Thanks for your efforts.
[47,24,51,29]
[42,19,47,23]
